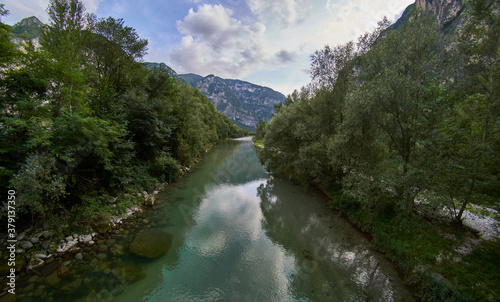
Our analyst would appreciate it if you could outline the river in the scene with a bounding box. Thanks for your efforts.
[114,137,414,301]
[14,137,415,301]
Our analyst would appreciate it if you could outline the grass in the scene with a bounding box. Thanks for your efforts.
[328,190,500,301]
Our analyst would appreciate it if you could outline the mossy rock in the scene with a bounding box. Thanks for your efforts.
[128,230,173,259]
[93,222,111,234]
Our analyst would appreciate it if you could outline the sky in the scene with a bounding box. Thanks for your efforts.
[2,0,414,96]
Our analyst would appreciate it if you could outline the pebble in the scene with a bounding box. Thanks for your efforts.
[21,241,33,250]
[30,237,40,244]
[35,253,48,259]
[17,232,27,241]
[75,253,83,260]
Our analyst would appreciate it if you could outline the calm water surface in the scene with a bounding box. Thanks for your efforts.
[111,137,415,302]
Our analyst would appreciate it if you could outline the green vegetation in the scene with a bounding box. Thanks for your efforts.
[256,1,499,300]
[0,0,246,228]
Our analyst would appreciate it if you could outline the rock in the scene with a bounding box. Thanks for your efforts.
[34,253,48,259]
[105,238,116,246]
[97,244,108,253]
[45,271,62,287]
[30,237,40,244]
[58,265,70,278]
[88,240,95,245]
[81,234,92,243]
[20,241,33,250]
[82,252,93,261]
[109,244,124,257]
[41,260,59,276]
[94,222,111,234]
[42,230,54,239]
[0,292,17,302]
[61,278,82,294]
[65,236,74,242]
[128,230,173,259]
[16,232,27,241]
[15,248,25,254]
[97,253,107,260]
[75,253,83,260]
[41,241,51,250]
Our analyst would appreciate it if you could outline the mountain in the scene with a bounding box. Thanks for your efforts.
[11,16,45,45]
[153,65,285,130]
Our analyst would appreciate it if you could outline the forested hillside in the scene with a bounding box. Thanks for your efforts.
[0,1,246,228]
[256,0,499,300]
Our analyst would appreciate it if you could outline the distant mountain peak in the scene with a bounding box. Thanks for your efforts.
[15,16,44,27]
[147,63,285,130]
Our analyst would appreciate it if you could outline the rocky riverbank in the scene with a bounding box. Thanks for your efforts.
[0,184,175,302]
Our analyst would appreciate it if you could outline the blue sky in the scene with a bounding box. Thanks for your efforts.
[2,0,414,95]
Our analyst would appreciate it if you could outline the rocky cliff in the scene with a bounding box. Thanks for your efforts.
[174,72,285,129]
[416,0,464,28]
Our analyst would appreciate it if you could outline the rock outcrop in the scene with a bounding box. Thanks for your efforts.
[416,0,464,27]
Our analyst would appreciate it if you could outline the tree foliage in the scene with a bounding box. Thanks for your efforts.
[259,4,500,221]
[0,0,246,224]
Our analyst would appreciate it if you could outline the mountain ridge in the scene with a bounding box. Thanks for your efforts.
[146,62,285,129]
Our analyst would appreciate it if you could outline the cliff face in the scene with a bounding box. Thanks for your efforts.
[416,0,464,27]
[176,73,285,129]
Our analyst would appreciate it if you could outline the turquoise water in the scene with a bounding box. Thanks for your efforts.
[113,138,414,302]
[14,137,413,301]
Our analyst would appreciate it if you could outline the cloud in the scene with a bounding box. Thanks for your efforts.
[275,50,296,63]
[245,0,312,27]
[171,4,267,77]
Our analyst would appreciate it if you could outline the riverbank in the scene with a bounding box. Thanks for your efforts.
[252,139,499,301]
[0,138,230,301]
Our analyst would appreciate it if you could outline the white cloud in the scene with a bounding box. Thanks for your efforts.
[245,0,313,27]
[171,4,268,78]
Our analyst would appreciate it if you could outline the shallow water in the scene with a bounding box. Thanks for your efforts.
[14,137,414,301]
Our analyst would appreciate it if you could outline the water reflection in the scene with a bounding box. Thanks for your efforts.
[258,176,415,301]
[113,138,414,302]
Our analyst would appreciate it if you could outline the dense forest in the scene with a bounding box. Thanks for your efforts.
[256,1,499,301]
[0,0,246,228]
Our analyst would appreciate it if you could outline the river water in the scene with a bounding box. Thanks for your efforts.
[13,137,415,301]
[113,137,414,302]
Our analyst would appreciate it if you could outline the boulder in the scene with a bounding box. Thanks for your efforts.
[109,244,125,257]
[128,230,173,259]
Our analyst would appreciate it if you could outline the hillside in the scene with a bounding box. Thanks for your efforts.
[174,69,286,130]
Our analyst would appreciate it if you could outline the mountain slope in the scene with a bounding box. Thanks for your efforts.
[173,69,285,129]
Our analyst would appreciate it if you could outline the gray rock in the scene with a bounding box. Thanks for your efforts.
[34,253,48,259]
[20,241,33,250]
[16,232,27,241]
[75,253,83,260]
[30,237,40,244]
[65,236,74,242]
[81,234,92,243]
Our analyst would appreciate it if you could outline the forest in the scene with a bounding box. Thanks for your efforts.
[0,0,246,229]
[256,1,499,301]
